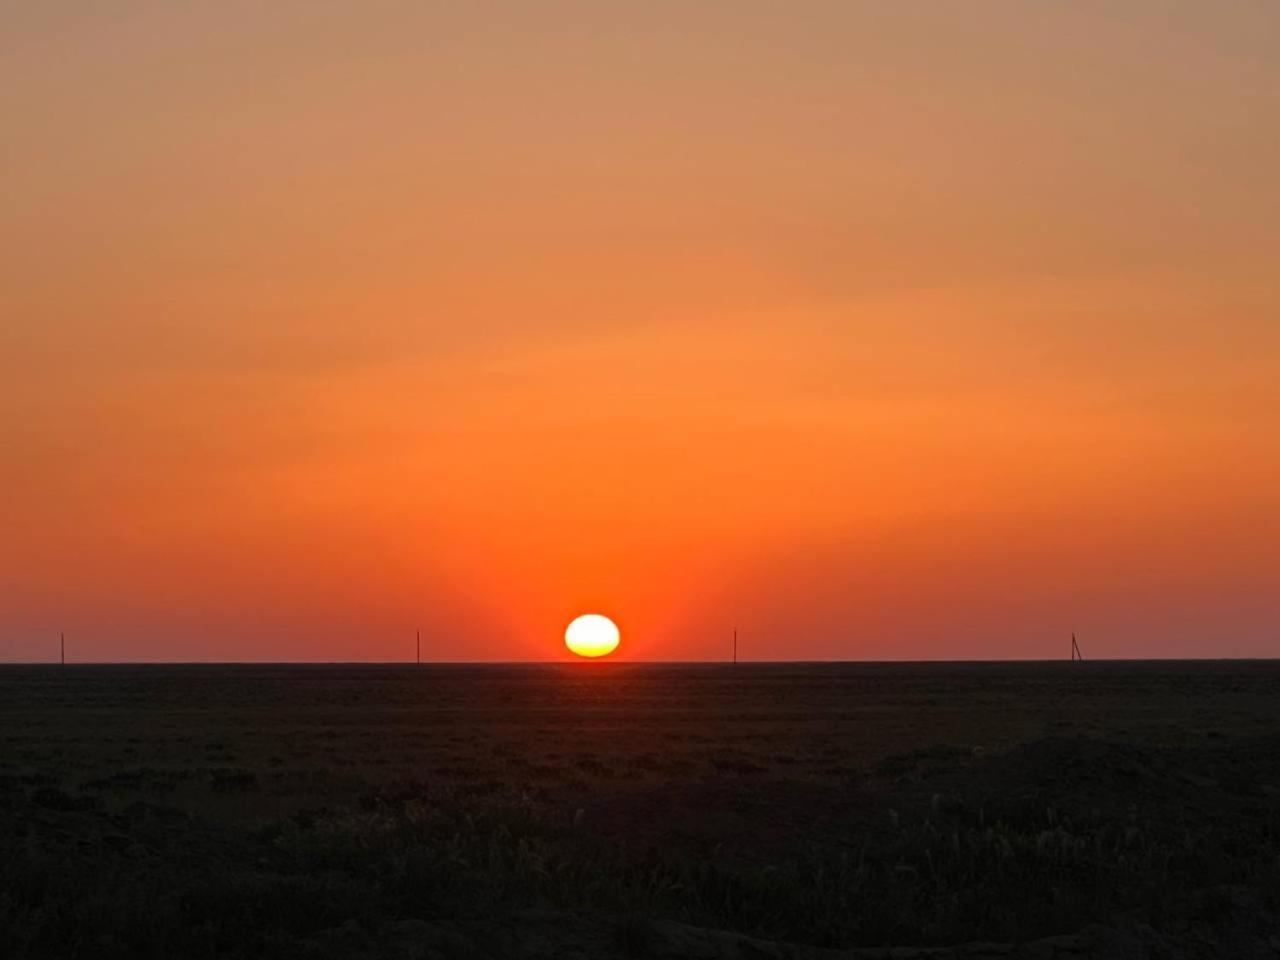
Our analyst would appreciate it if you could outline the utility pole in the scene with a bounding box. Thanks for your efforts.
[1071,633,1083,662]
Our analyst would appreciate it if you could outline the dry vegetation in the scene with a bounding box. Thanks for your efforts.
[2,662,1279,958]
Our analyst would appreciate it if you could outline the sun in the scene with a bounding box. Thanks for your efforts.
[564,614,620,658]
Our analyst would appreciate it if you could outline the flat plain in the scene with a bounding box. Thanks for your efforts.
[2,661,1279,958]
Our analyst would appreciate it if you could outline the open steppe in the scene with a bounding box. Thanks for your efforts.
[3,661,1279,958]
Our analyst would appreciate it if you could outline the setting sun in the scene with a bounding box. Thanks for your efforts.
[564,615,620,659]
[3,3,1276,956]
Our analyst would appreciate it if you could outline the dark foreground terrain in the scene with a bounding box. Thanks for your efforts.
[2,661,1279,958]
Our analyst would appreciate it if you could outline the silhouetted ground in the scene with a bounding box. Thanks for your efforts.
[2,661,1278,958]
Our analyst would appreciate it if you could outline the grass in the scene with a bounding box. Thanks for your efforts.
[1,662,1279,957]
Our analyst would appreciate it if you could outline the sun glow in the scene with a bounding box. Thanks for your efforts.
[564,614,620,658]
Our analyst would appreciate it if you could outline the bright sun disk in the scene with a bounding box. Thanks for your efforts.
[564,614,620,658]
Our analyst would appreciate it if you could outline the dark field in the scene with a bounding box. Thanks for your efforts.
[3,662,1279,958]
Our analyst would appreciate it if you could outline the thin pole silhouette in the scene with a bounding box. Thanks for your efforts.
[416,629,421,666]
[733,628,738,665]
[1071,633,1083,662]
[61,632,65,666]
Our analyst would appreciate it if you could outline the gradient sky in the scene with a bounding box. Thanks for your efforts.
[3,2,1278,662]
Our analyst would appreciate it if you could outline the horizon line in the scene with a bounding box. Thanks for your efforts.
[3,656,1278,667]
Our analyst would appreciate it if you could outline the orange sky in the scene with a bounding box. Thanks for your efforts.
[2,3,1278,661]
